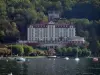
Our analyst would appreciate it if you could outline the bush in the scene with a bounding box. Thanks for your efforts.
[9,44,24,56]
[0,48,11,56]
[56,47,91,57]
[23,45,33,56]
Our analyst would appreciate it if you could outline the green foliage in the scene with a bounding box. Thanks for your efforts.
[36,50,45,56]
[0,31,5,42]
[97,41,100,56]
[8,44,45,56]
[0,48,11,55]
[23,45,33,56]
[97,41,100,50]
[56,48,63,56]
[0,31,5,37]
[11,45,24,56]
[91,0,100,9]
[56,47,91,57]
[0,0,100,56]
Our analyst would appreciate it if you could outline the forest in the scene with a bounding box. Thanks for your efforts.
[0,0,100,56]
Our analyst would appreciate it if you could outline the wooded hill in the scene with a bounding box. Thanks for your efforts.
[0,0,100,56]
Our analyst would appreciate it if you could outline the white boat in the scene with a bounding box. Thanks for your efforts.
[47,56,57,58]
[8,73,12,75]
[75,57,80,61]
[14,57,26,62]
[64,57,69,60]
[75,50,80,61]
[93,57,98,61]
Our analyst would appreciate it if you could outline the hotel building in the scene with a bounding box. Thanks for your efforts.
[27,21,76,42]
[19,11,85,48]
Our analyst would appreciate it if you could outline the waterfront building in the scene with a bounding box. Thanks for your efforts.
[27,21,76,42]
[19,11,85,48]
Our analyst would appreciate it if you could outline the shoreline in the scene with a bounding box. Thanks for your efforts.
[1,56,100,59]
[24,56,46,58]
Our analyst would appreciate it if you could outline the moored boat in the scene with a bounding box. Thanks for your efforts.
[93,57,98,61]
[64,57,69,60]
[8,73,12,75]
[75,57,80,61]
[47,56,57,58]
[14,57,26,62]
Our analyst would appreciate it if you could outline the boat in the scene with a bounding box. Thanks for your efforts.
[14,57,26,62]
[75,57,80,61]
[64,57,69,60]
[47,56,57,58]
[93,57,98,61]
[8,73,12,75]
[75,50,80,61]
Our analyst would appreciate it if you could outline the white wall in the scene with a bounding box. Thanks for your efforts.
[27,23,76,42]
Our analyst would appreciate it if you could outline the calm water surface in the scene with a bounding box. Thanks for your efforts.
[0,58,100,75]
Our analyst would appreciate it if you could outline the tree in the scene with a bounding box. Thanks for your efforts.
[66,47,72,56]
[91,0,100,9]
[81,48,91,56]
[0,31,5,42]
[62,47,67,56]
[97,41,100,56]
[0,48,10,55]
[23,45,33,56]
[55,48,63,56]
[10,45,24,56]
[72,47,78,56]
[27,8,38,24]
[0,0,7,19]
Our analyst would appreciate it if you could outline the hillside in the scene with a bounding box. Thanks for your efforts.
[0,0,100,56]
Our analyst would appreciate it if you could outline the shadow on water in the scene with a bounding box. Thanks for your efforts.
[0,58,100,75]
[0,60,28,75]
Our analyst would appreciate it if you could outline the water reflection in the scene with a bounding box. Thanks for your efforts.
[0,58,100,75]
[28,58,88,75]
[0,60,28,75]
[86,58,100,75]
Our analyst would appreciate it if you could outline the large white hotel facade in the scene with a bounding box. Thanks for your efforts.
[19,11,85,47]
[28,21,76,42]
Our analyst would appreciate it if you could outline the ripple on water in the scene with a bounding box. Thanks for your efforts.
[0,58,100,75]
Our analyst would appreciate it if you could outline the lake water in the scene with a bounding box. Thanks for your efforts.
[0,57,100,75]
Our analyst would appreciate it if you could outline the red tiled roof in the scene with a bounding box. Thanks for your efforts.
[29,22,74,28]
